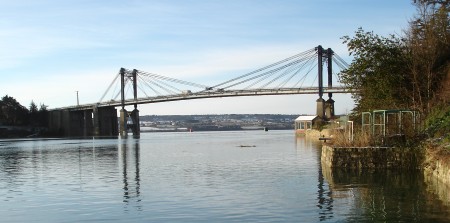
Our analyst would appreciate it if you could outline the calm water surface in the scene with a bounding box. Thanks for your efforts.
[0,130,449,222]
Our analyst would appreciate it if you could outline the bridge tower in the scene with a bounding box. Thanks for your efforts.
[119,68,140,137]
[316,45,335,120]
[131,69,140,136]
[325,48,335,119]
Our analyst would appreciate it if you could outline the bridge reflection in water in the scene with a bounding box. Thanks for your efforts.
[118,135,338,221]
[119,139,141,210]
[295,136,334,221]
[117,135,450,222]
[1,132,449,222]
[295,135,450,222]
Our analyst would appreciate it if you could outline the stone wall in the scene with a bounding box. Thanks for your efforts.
[321,145,423,169]
[423,146,450,201]
[304,129,333,138]
[321,144,450,205]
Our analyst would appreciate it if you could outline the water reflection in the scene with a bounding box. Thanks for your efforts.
[1,132,450,222]
[296,136,334,221]
[322,166,450,222]
[119,138,141,210]
[425,173,450,207]
[316,153,334,221]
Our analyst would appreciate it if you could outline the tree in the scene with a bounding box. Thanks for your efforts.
[340,0,449,115]
[38,103,49,127]
[29,101,38,113]
[29,101,39,126]
[406,0,450,113]
[0,95,29,125]
[339,28,410,113]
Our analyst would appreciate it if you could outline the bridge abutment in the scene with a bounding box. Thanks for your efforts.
[48,110,64,136]
[93,106,100,136]
[49,109,90,137]
[83,110,93,137]
[93,106,119,137]
[49,106,117,137]
[97,106,118,136]
[69,110,85,136]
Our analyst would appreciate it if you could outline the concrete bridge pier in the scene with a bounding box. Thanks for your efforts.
[69,111,83,136]
[49,109,94,137]
[99,106,118,136]
[316,97,326,119]
[93,106,118,137]
[119,108,128,137]
[83,110,93,137]
[48,109,68,136]
[93,106,100,136]
[49,107,118,137]
[317,96,335,121]
[325,96,335,119]
[130,108,140,136]
[119,108,140,137]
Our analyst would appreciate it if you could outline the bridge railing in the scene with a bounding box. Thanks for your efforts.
[50,86,352,111]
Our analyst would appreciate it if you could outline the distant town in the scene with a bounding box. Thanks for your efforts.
[138,114,300,132]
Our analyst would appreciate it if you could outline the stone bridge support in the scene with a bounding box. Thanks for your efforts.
[93,106,118,137]
[130,108,140,136]
[49,106,118,137]
[48,109,91,137]
[119,108,128,137]
[119,108,140,137]
[48,109,68,136]
[325,98,335,119]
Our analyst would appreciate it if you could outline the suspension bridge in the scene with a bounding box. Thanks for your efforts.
[48,45,351,137]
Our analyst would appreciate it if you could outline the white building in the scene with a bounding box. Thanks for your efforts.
[294,115,318,135]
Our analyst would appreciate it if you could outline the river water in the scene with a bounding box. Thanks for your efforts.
[0,130,449,222]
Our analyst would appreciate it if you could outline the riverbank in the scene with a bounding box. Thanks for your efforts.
[422,143,450,205]
[320,141,450,205]
[321,145,422,169]
[0,125,46,138]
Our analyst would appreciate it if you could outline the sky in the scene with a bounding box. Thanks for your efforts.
[0,0,417,115]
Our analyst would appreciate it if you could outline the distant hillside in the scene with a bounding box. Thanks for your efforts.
[139,114,302,132]
[140,114,300,122]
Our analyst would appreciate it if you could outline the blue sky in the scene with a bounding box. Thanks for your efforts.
[0,0,416,115]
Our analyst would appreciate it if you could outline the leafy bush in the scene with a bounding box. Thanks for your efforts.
[424,103,450,143]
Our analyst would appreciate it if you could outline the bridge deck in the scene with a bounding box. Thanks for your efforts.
[52,87,351,111]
